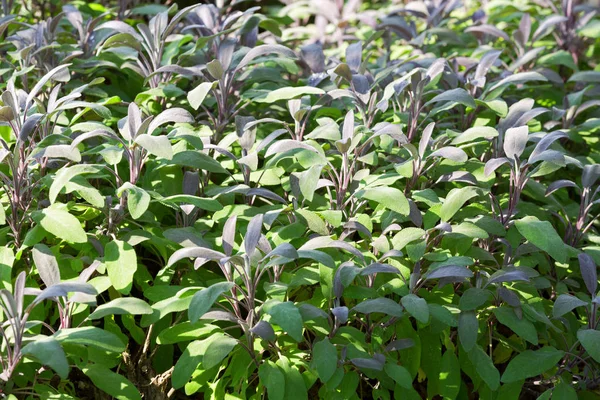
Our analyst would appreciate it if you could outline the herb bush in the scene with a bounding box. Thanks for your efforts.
[0,0,598,398]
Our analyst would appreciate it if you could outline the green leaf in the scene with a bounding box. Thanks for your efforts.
[187,81,215,110]
[401,294,429,324]
[467,345,500,390]
[428,88,476,109]
[459,288,491,311]
[294,164,323,202]
[501,347,564,383]
[264,301,304,342]
[475,99,508,117]
[353,298,404,317]
[22,336,69,379]
[202,333,237,369]
[357,187,410,215]
[49,164,104,204]
[577,329,600,362]
[171,151,228,174]
[83,365,141,400]
[553,294,588,318]
[538,51,578,71]
[155,194,222,212]
[259,361,286,400]
[134,134,173,159]
[440,187,480,222]
[451,126,499,145]
[488,71,547,93]
[105,240,137,295]
[568,71,600,83]
[117,182,150,219]
[392,228,425,250]
[172,339,207,389]
[53,327,126,353]
[579,20,600,38]
[277,356,308,400]
[156,322,220,345]
[553,380,577,400]
[384,363,413,389]
[88,298,152,320]
[514,216,567,263]
[295,209,328,235]
[494,306,538,345]
[37,207,87,243]
[189,281,234,322]
[458,311,478,351]
[439,350,460,400]
[313,338,337,383]
[255,86,324,103]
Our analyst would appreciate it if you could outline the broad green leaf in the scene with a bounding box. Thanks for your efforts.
[401,294,429,324]
[117,182,150,219]
[552,294,588,318]
[494,306,538,345]
[577,329,600,362]
[428,88,476,108]
[202,333,237,369]
[49,164,104,204]
[172,339,209,389]
[294,164,323,202]
[553,380,577,400]
[353,298,404,317]
[88,298,152,320]
[439,351,460,400]
[459,288,491,311]
[235,44,297,71]
[255,86,324,103]
[475,99,508,117]
[22,336,69,379]
[83,365,141,400]
[488,71,548,93]
[568,71,600,83]
[259,361,286,400]
[155,195,222,212]
[501,347,564,383]
[37,207,87,243]
[53,327,126,353]
[171,151,228,174]
[156,322,220,345]
[392,228,425,250]
[295,209,328,235]
[451,126,498,145]
[187,81,215,110]
[458,311,478,351]
[189,282,234,322]
[105,240,137,295]
[277,356,308,400]
[357,187,410,215]
[467,345,500,390]
[264,301,304,342]
[440,187,480,222]
[514,216,567,263]
[384,363,413,389]
[313,338,337,383]
[134,134,173,159]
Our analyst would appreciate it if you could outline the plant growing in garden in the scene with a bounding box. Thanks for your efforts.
[0,0,597,399]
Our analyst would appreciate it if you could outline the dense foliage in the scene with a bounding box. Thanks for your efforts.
[0,0,599,399]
